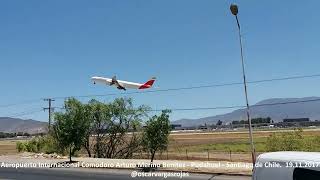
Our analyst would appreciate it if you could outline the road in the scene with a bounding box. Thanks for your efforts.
[0,168,251,180]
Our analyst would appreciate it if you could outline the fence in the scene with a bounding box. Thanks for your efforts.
[133,149,263,162]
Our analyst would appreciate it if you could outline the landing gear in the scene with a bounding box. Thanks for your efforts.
[117,86,126,91]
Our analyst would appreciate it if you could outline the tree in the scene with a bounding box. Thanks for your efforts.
[52,97,148,160]
[101,98,148,158]
[84,98,148,159]
[85,99,110,158]
[216,120,223,126]
[52,98,91,162]
[142,110,171,165]
[82,99,108,158]
[23,132,30,137]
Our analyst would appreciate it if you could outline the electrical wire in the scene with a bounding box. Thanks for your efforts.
[149,97,320,112]
[52,73,320,99]
[1,73,320,111]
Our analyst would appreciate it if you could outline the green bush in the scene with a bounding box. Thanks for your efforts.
[266,128,304,151]
[16,141,27,152]
[266,133,281,152]
[27,138,39,152]
[15,136,59,154]
[41,136,59,154]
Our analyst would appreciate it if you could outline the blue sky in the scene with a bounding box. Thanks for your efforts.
[1,0,320,122]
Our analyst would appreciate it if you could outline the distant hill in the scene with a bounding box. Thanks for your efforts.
[0,117,47,134]
[173,97,320,127]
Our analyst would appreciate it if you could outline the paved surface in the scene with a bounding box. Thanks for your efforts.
[0,168,251,180]
[0,154,252,175]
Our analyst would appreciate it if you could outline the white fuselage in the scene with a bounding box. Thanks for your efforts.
[91,76,143,89]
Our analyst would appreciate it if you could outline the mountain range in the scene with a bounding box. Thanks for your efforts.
[173,97,320,127]
[0,117,47,134]
[1,97,320,132]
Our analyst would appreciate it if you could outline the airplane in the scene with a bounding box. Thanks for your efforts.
[91,76,156,91]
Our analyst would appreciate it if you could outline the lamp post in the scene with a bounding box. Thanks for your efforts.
[230,4,256,165]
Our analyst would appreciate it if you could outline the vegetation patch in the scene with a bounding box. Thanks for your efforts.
[16,136,59,154]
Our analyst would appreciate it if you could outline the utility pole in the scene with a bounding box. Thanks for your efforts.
[44,98,55,132]
[230,4,256,165]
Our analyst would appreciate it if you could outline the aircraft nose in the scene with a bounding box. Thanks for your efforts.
[91,77,98,82]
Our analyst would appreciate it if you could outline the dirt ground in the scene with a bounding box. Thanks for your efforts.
[164,129,320,162]
[0,139,19,155]
[1,129,320,162]
[169,129,320,147]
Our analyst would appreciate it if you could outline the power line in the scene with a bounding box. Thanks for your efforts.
[3,97,317,121]
[252,97,320,107]
[5,97,320,119]
[52,73,320,99]
[1,73,320,108]
[0,99,42,108]
[149,97,320,112]
[4,96,320,119]
[150,105,246,112]
[55,97,320,112]
[248,74,320,84]
[4,109,43,118]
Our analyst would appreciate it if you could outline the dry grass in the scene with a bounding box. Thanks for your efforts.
[161,129,320,162]
[168,129,320,148]
[2,129,320,162]
[0,139,23,155]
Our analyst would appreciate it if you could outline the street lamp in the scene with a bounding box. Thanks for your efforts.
[230,4,256,165]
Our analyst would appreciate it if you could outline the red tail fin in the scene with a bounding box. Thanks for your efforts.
[139,77,156,89]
